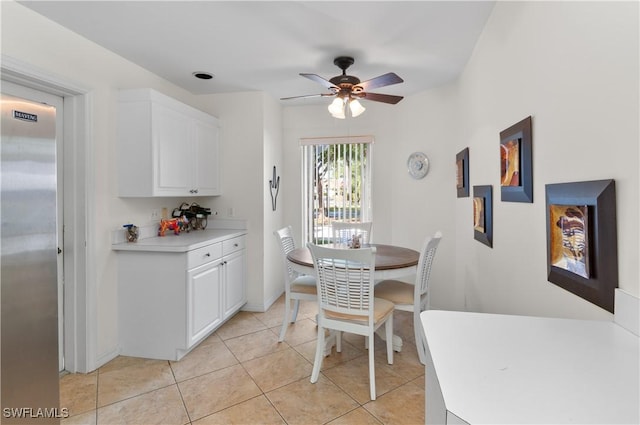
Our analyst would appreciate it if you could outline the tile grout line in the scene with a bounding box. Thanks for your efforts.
[93,361,181,419]
[168,359,193,425]
[254,311,368,424]
[185,333,289,424]
[73,304,421,424]
[219,312,314,425]
[95,367,100,425]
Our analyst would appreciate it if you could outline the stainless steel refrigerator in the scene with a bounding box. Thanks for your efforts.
[1,92,60,423]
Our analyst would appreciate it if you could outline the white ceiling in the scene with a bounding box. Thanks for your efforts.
[19,1,495,104]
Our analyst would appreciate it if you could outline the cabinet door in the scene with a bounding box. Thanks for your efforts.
[187,260,222,346]
[153,103,193,196]
[193,118,220,196]
[223,249,246,318]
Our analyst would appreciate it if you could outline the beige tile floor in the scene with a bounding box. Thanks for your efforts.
[60,295,426,425]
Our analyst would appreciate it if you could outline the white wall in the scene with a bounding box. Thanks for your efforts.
[1,1,271,368]
[281,98,458,310]
[199,92,267,311]
[392,85,460,310]
[262,94,286,308]
[199,91,285,312]
[452,1,639,319]
[282,102,402,245]
[3,0,637,371]
[1,1,218,367]
[282,1,639,321]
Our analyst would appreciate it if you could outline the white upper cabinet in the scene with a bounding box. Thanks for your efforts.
[192,118,220,195]
[117,88,220,197]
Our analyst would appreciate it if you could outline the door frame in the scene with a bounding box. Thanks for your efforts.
[1,55,96,373]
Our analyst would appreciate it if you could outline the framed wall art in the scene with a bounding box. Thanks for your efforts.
[545,179,617,313]
[500,116,533,203]
[456,147,469,197]
[473,185,492,248]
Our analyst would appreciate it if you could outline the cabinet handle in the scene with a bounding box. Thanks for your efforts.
[193,189,199,194]
[234,243,238,247]
[204,253,210,257]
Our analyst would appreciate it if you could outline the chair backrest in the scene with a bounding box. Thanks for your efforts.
[274,226,299,284]
[331,221,373,245]
[308,243,377,322]
[415,231,442,311]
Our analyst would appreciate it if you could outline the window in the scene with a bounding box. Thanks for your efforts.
[301,135,373,244]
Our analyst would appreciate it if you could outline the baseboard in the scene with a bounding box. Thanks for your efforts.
[241,302,265,312]
[242,291,284,313]
[94,346,120,371]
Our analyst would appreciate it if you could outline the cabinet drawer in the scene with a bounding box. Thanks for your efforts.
[187,243,222,269]
[223,235,245,255]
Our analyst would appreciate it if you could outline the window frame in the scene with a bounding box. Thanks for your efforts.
[300,135,373,245]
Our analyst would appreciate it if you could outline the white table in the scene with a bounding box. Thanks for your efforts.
[421,310,640,424]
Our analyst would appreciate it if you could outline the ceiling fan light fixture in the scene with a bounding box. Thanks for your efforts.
[283,57,404,117]
[328,97,346,119]
[349,99,366,117]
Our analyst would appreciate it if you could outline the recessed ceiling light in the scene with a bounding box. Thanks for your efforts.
[192,72,214,80]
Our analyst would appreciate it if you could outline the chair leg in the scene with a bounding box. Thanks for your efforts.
[311,325,325,383]
[278,296,291,342]
[291,299,300,323]
[414,315,426,365]
[336,331,342,353]
[368,331,376,400]
[386,315,394,365]
[417,334,427,365]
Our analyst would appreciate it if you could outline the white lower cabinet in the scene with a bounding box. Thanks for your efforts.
[187,260,223,347]
[222,240,247,317]
[118,234,246,361]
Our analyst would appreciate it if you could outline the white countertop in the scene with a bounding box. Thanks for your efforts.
[421,310,640,424]
[111,228,246,252]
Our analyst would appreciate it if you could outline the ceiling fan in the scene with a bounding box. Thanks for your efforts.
[281,56,404,119]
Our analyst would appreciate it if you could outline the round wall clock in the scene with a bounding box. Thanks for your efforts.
[407,152,429,179]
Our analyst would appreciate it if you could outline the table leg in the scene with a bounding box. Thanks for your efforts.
[376,328,403,352]
[323,332,336,357]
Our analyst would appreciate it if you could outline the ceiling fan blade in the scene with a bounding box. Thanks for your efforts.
[354,72,404,92]
[300,73,339,90]
[360,92,404,105]
[280,93,335,101]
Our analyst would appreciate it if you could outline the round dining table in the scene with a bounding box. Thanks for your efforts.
[287,243,420,280]
[286,243,420,353]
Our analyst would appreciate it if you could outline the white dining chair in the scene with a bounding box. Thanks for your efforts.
[374,231,442,365]
[274,226,317,342]
[331,221,373,245]
[308,243,394,401]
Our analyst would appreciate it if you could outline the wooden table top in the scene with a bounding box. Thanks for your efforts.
[287,243,419,271]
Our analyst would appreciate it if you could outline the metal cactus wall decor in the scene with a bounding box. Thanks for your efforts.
[269,166,280,211]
